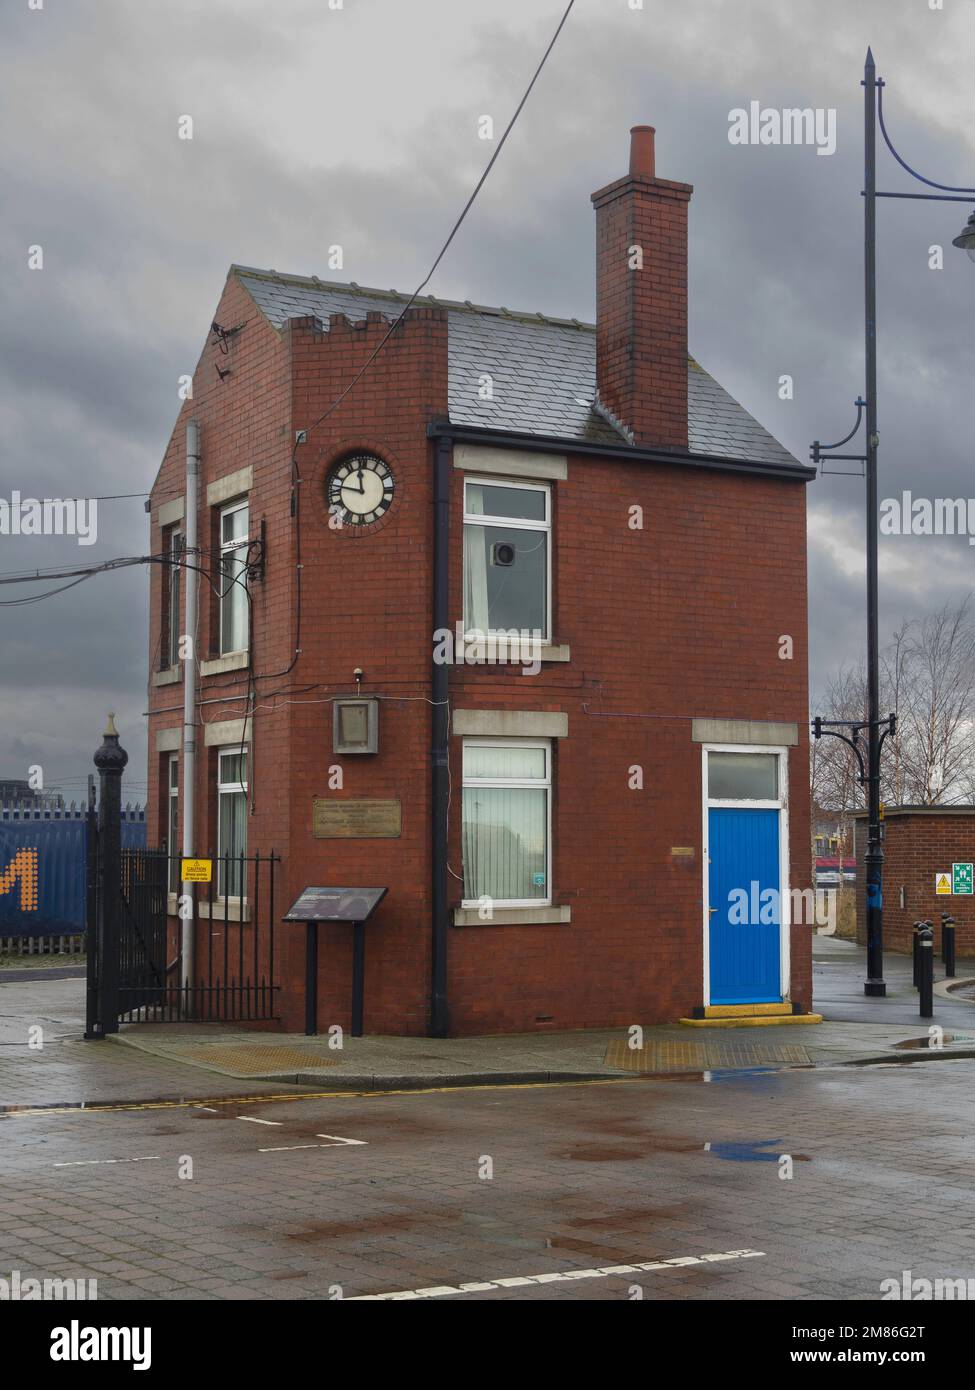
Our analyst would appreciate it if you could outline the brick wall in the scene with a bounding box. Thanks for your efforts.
[146,271,812,1036]
[855,810,975,956]
[147,271,296,993]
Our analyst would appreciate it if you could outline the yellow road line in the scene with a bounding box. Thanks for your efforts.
[5,1075,640,1118]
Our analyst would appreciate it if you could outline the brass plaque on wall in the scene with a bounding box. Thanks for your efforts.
[313,799,402,839]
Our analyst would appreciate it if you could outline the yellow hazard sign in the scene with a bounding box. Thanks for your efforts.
[180,858,212,883]
[935,872,952,896]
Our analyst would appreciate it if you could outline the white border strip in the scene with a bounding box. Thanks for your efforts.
[348,1248,765,1300]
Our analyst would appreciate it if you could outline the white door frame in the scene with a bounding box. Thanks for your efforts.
[700,743,791,1007]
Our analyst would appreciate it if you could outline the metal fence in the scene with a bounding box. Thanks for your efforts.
[110,848,281,1025]
[0,934,85,956]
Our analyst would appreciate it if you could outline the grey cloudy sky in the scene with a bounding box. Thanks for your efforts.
[2,0,974,800]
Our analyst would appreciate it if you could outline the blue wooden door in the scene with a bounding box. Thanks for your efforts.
[708,807,781,1004]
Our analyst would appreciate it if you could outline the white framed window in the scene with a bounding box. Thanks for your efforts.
[462,738,551,908]
[219,500,249,656]
[166,527,183,668]
[706,751,781,805]
[216,748,248,897]
[463,478,550,642]
[166,754,179,893]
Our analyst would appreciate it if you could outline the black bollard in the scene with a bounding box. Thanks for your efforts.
[918,923,934,1019]
[942,913,956,980]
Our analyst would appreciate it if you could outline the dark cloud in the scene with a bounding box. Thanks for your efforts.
[2,0,974,799]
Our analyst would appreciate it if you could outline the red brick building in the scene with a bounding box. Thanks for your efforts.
[146,126,815,1036]
[854,807,975,956]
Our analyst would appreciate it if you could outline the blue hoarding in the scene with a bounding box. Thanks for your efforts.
[0,811,146,936]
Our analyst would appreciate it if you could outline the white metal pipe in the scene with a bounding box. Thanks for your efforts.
[180,419,200,992]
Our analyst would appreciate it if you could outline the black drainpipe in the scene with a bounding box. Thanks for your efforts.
[430,429,451,1037]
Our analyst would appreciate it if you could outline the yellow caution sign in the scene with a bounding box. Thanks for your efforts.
[935,872,952,896]
[180,858,212,883]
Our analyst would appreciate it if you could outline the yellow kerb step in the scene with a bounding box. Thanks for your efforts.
[680,1013,823,1029]
[704,1003,793,1018]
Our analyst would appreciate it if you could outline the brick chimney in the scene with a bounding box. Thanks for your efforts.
[591,126,692,449]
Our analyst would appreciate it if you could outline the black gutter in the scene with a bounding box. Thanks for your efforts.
[429,431,451,1038]
[427,420,816,482]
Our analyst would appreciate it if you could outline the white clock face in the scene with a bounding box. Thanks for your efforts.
[327,455,395,527]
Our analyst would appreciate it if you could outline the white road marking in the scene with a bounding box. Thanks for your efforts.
[258,1135,368,1154]
[195,1106,219,1113]
[52,1156,161,1168]
[348,1248,766,1300]
[236,1116,282,1126]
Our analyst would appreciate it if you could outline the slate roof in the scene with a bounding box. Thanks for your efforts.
[234,266,803,470]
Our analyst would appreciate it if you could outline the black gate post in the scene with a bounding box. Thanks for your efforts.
[94,713,128,1036]
[84,779,100,1039]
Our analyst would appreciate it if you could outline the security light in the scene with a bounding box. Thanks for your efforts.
[951,210,975,261]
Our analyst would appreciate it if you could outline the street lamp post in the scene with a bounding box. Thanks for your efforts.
[812,48,975,1000]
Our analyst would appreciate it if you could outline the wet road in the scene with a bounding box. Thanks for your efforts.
[3,1058,975,1300]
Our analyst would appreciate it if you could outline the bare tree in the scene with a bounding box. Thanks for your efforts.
[813,594,975,812]
[812,663,867,815]
[897,597,975,804]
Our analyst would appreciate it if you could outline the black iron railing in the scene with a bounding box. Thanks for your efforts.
[112,848,280,1025]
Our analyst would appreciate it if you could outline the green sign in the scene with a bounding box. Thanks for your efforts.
[952,862,973,895]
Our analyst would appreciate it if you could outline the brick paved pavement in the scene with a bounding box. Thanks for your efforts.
[4,1057,975,1301]
[4,961,975,1302]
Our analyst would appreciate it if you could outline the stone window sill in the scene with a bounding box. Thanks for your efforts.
[199,650,249,677]
[458,639,570,665]
[452,905,571,927]
[152,666,181,687]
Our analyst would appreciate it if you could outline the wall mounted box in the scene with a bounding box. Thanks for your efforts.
[332,698,379,754]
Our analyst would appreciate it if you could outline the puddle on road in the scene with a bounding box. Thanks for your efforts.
[894,1034,975,1050]
[704,1139,810,1163]
[555,1134,703,1162]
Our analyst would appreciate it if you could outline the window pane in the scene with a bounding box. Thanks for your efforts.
[218,788,247,895]
[219,751,247,787]
[708,752,778,800]
[462,786,547,901]
[464,745,546,780]
[466,482,546,522]
[222,505,248,544]
[463,523,546,635]
[167,762,179,892]
[167,531,182,667]
[220,551,249,653]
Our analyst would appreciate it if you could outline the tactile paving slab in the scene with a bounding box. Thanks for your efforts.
[604,1039,811,1073]
[135,1042,340,1076]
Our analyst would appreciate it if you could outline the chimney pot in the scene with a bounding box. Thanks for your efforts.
[629,125,655,179]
